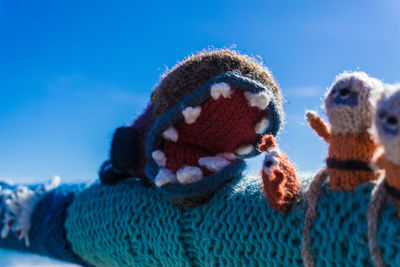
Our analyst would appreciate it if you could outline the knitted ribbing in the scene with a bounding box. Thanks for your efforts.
[310,182,374,266]
[2,173,400,266]
[65,173,400,267]
[375,192,400,266]
[65,175,306,267]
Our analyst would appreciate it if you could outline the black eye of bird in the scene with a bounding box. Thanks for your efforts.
[265,161,273,167]
[387,116,398,126]
[339,87,351,97]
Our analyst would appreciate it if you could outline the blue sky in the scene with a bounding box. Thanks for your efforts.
[1,0,400,265]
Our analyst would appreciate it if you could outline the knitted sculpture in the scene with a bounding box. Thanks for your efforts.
[258,134,300,211]
[100,50,283,205]
[2,51,400,267]
[373,84,400,216]
[306,72,384,191]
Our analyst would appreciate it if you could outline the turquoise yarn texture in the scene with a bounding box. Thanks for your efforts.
[60,173,399,267]
[311,183,374,266]
[1,173,400,266]
[65,174,306,267]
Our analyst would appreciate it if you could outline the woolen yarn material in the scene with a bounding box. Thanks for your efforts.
[61,173,400,267]
[100,49,284,188]
[0,184,90,266]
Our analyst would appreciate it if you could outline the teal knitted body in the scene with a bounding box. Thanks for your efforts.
[311,183,373,266]
[377,200,400,264]
[65,175,306,267]
[65,174,400,267]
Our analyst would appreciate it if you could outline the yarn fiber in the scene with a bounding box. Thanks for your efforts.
[0,184,89,266]
[65,174,306,267]
[62,173,400,267]
[1,173,400,266]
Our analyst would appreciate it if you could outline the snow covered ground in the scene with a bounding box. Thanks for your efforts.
[0,250,79,267]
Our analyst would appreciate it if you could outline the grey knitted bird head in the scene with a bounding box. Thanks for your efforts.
[375,84,400,164]
[324,71,383,134]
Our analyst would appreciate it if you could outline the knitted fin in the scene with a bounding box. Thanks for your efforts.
[110,126,139,172]
[1,176,60,246]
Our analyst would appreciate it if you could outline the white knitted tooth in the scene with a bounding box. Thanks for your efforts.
[255,117,270,134]
[162,127,178,142]
[199,156,230,172]
[182,106,202,124]
[155,168,178,187]
[176,166,203,184]
[216,152,237,161]
[210,82,231,100]
[152,150,167,167]
[244,92,270,110]
[235,144,254,156]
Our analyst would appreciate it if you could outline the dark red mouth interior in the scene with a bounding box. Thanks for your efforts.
[162,87,267,175]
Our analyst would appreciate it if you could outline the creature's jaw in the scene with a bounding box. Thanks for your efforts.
[145,73,281,200]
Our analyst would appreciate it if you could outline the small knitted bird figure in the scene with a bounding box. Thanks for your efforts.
[373,84,400,217]
[258,135,300,211]
[306,72,383,191]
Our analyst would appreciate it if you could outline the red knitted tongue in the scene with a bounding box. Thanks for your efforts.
[162,142,213,176]
[163,88,266,173]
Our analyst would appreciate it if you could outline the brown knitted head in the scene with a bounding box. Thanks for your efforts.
[152,49,283,120]
[102,49,284,206]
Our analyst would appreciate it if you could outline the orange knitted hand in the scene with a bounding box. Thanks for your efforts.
[306,111,331,142]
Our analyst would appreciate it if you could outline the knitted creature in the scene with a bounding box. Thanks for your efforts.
[306,72,383,191]
[258,135,300,211]
[100,49,283,205]
[4,51,400,266]
[3,171,400,266]
[373,84,400,217]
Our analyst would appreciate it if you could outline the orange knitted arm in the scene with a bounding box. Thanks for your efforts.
[305,111,331,142]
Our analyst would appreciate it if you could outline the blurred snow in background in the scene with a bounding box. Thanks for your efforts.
[0,250,79,267]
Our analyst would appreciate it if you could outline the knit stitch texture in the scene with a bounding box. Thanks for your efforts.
[66,174,306,267]
[63,173,400,267]
[306,72,382,191]
[145,72,281,201]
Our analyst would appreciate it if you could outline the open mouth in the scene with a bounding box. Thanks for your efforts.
[145,73,281,199]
